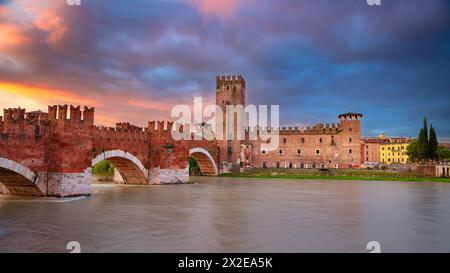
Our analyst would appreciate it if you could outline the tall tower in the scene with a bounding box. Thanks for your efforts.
[216,75,246,110]
[215,75,246,169]
[338,113,363,168]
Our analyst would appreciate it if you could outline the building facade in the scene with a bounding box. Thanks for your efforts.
[380,142,410,164]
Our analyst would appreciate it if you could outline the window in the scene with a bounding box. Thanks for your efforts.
[261,150,266,155]
[312,163,317,169]
[301,138,305,144]
[319,138,323,143]
[278,149,283,155]
[263,162,267,168]
[276,162,280,169]
[349,149,352,154]
[300,163,305,169]
[283,138,287,144]
[289,163,293,169]
[315,149,320,155]
[297,149,302,155]
[349,128,352,132]
[227,85,230,90]
[349,138,352,143]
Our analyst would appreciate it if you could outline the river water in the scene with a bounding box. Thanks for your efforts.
[1,177,450,253]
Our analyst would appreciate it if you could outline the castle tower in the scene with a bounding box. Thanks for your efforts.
[215,75,246,169]
[338,113,363,168]
[216,75,246,111]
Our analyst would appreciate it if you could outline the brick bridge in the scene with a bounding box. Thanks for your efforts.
[0,105,219,197]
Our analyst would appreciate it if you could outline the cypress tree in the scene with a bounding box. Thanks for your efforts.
[417,128,428,161]
[429,124,438,160]
[423,117,428,146]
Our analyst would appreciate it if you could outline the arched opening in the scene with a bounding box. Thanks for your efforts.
[189,148,218,176]
[0,158,44,196]
[92,150,148,184]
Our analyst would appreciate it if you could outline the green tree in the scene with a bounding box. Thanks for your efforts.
[436,146,450,161]
[428,124,438,160]
[92,160,114,176]
[417,128,429,161]
[423,117,428,144]
[189,157,199,175]
[406,139,418,163]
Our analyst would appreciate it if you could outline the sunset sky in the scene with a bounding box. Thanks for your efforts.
[0,0,449,140]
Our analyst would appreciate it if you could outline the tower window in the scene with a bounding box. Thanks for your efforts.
[315,149,320,155]
[227,85,230,90]
[283,138,287,144]
[349,149,352,154]
[349,138,352,143]
[301,138,305,144]
[278,149,283,155]
[297,149,302,155]
[349,128,352,131]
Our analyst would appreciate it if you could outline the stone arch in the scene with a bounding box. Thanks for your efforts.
[0,157,44,196]
[92,150,148,184]
[189,147,218,176]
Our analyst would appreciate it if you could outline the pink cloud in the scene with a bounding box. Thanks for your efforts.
[185,0,240,19]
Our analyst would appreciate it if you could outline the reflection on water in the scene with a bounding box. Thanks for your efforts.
[1,177,450,253]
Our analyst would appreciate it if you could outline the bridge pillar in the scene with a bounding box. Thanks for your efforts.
[44,170,92,197]
[149,167,189,184]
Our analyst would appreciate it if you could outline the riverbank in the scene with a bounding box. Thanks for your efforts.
[220,169,450,183]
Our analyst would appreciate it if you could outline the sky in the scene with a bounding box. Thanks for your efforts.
[0,0,449,140]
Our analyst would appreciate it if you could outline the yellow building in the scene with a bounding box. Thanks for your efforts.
[380,142,410,164]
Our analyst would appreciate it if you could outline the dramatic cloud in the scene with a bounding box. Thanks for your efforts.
[0,0,449,139]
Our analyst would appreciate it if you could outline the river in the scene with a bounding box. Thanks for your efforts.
[1,177,450,252]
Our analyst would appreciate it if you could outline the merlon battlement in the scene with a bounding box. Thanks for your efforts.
[148,121,175,132]
[216,75,246,87]
[243,123,341,135]
[338,113,362,121]
[48,105,95,124]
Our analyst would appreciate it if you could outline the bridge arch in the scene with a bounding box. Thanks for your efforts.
[189,147,218,176]
[0,157,44,196]
[92,150,148,184]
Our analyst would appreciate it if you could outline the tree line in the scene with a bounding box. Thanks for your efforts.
[407,118,450,163]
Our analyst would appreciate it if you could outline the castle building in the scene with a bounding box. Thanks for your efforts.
[215,75,363,170]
